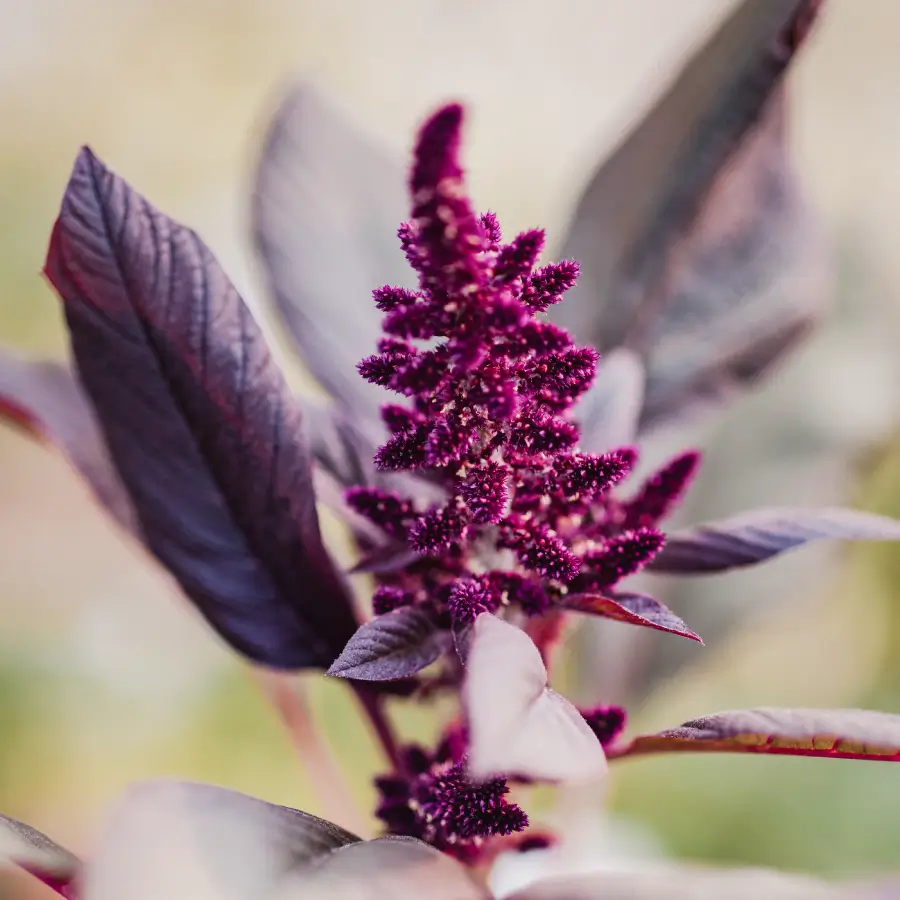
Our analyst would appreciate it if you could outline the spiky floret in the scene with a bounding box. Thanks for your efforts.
[622,450,701,530]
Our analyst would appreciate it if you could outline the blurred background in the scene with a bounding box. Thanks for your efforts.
[1,0,900,895]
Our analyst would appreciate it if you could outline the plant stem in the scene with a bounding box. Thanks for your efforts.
[252,667,368,835]
[353,685,402,771]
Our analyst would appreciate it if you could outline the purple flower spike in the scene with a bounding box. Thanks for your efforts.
[580,704,627,747]
[448,577,497,623]
[344,486,416,539]
[586,527,666,586]
[459,462,510,524]
[372,585,414,615]
[409,504,465,554]
[623,450,702,530]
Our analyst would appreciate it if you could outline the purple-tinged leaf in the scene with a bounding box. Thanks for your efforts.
[252,81,412,435]
[277,835,489,899]
[561,591,702,643]
[83,779,360,900]
[609,708,900,763]
[44,147,358,671]
[508,865,846,900]
[573,348,644,454]
[556,0,828,434]
[327,607,449,682]
[0,350,138,534]
[0,811,80,896]
[649,507,900,574]
[464,614,607,783]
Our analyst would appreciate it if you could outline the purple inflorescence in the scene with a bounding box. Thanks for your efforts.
[347,103,704,858]
[375,737,527,859]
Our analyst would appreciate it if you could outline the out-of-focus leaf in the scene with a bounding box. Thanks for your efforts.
[44,147,358,670]
[610,708,900,762]
[0,812,80,896]
[556,0,827,432]
[252,81,412,436]
[574,348,644,454]
[649,507,900,573]
[349,544,421,575]
[275,836,489,900]
[561,592,702,643]
[509,865,847,900]
[464,614,607,783]
[0,350,138,534]
[327,607,449,681]
[83,779,360,900]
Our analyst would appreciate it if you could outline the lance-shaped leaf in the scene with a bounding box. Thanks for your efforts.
[275,836,489,900]
[0,812,80,896]
[561,591,702,643]
[0,350,138,534]
[508,865,848,900]
[252,81,412,435]
[556,0,827,433]
[327,607,449,681]
[82,779,360,900]
[573,348,644,454]
[609,708,900,762]
[464,614,607,783]
[44,147,359,670]
[649,507,900,574]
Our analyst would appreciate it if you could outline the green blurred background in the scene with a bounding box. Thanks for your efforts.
[1,0,900,895]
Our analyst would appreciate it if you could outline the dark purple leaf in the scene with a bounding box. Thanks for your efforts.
[327,607,449,681]
[349,543,422,575]
[649,507,900,574]
[44,147,358,671]
[464,614,607,783]
[508,865,844,900]
[609,707,900,763]
[0,350,138,534]
[252,81,412,435]
[561,591,702,643]
[573,348,644,454]
[0,811,80,896]
[556,0,827,433]
[84,779,360,900]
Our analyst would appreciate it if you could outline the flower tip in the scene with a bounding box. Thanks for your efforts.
[411,103,466,192]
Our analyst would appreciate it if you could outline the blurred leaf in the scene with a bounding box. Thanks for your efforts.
[83,779,360,900]
[561,591,702,642]
[464,614,607,783]
[327,607,448,681]
[0,350,138,533]
[509,865,847,900]
[275,836,488,900]
[0,812,79,896]
[556,0,827,432]
[613,708,900,762]
[44,146,358,670]
[252,81,412,437]
[573,348,644,454]
[649,507,900,573]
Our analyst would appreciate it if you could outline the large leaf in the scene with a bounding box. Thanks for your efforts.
[609,708,900,762]
[556,0,827,433]
[649,507,900,573]
[327,607,449,681]
[573,348,644,454]
[44,147,358,670]
[561,591,702,643]
[0,812,80,895]
[508,865,847,900]
[464,614,607,783]
[252,81,412,435]
[82,779,360,900]
[275,836,488,900]
[0,350,138,534]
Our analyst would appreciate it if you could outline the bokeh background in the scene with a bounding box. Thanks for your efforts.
[1,0,900,895]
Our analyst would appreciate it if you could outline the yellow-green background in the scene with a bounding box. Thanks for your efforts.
[1,0,899,895]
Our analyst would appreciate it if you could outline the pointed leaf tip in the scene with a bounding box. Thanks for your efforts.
[45,147,358,670]
[327,607,449,681]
